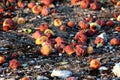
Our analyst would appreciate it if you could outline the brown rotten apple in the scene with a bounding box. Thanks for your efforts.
[71,0,80,5]
[67,21,75,27]
[90,0,101,10]
[90,59,100,69]
[110,38,120,46]
[80,0,90,9]
[106,20,114,27]
[94,37,105,45]
[41,6,50,16]
[9,59,20,69]
[32,5,42,14]
[75,45,86,56]
[3,18,16,31]
[40,44,53,56]
[28,2,35,9]
[37,23,48,32]
[64,45,75,55]
[78,20,89,29]
[115,26,120,32]
[17,1,25,8]
[95,20,105,27]
[0,55,6,64]
[60,25,67,31]
[41,0,52,6]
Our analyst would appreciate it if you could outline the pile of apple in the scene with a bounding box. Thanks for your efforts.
[0,1,120,79]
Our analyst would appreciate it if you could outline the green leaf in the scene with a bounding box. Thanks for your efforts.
[96,43,103,48]
[22,63,28,67]
[22,28,32,34]
[60,61,68,65]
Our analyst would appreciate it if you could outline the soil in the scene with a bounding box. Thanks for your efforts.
[0,0,120,80]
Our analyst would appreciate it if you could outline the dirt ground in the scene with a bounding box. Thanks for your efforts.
[0,0,120,80]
